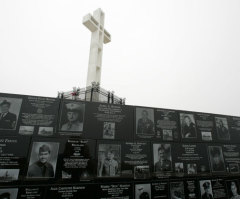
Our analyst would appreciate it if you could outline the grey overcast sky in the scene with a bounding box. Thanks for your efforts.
[0,0,240,116]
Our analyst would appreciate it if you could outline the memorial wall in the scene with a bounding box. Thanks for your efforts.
[0,92,240,198]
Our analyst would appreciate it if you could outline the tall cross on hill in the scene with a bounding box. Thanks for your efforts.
[83,8,111,87]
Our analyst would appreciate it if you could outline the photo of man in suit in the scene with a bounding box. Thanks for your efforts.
[136,108,154,135]
[0,100,17,130]
[154,144,172,172]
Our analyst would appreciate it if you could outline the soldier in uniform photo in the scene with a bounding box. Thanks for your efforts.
[98,149,119,177]
[27,144,54,178]
[201,181,213,199]
[216,118,230,140]
[137,186,150,199]
[61,102,84,131]
[154,144,172,172]
[0,100,16,129]
[229,181,240,199]
[181,114,196,138]
[137,109,154,134]
[209,146,225,172]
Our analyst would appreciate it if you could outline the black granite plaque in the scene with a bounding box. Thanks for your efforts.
[172,143,210,176]
[211,179,227,199]
[17,186,45,199]
[85,102,134,140]
[122,141,151,179]
[97,183,133,199]
[46,184,94,199]
[60,138,96,181]
[229,116,240,143]
[0,137,30,184]
[184,179,198,199]
[195,113,215,142]
[154,108,180,141]
[222,144,240,174]
[19,95,60,136]
[151,181,169,199]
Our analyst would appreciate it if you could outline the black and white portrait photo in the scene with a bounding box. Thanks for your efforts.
[187,163,197,175]
[208,146,225,173]
[0,169,19,182]
[215,117,230,140]
[0,188,18,199]
[136,107,155,135]
[18,126,34,135]
[175,162,184,174]
[0,97,22,130]
[27,142,59,178]
[199,180,213,199]
[135,183,151,199]
[170,181,185,199]
[153,143,172,172]
[103,122,115,139]
[59,101,85,132]
[180,113,197,139]
[38,127,53,136]
[226,180,240,199]
[97,144,121,177]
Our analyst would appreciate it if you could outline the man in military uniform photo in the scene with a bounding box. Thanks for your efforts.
[0,192,10,199]
[209,146,225,172]
[201,181,213,199]
[216,118,230,140]
[61,103,83,131]
[154,144,172,172]
[27,144,54,178]
[0,100,16,130]
[98,149,119,177]
[137,109,154,135]
[138,186,150,199]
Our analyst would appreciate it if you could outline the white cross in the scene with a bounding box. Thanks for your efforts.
[83,8,111,87]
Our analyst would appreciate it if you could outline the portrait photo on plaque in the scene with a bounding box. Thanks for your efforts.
[97,143,121,177]
[0,188,18,199]
[208,146,225,173]
[215,117,230,140]
[199,180,213,199]
[0,97,22,130]
[0,169,19,182]
[134,165,150,179]
[27,142,59,178]
[226,180,240,199]
[135,183,151,199]
[170,181,185,199]
[102,122,115,139]
[180,113,197,139]
[136,107,155,136]
[59,101,85,133]
[153,143,172,173]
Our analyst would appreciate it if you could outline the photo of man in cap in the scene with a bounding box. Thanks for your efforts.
[136,108,155,135]
[154,144,172,172]
[0,100,16,130]
[208,146,225,172]
[27,142,59,178]
[200,181,213,199]
[60,102,84,132]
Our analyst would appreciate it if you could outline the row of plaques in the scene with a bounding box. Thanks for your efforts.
[1,93,240,143]
[1,136,240,184]
[1,178,240,198]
